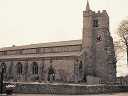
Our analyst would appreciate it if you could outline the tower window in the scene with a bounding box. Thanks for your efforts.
[93,20,99,27]
[96,35,102,42]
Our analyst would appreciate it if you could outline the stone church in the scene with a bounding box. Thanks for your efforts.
[0,1,116,83]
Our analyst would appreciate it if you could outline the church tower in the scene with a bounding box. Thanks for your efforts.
[82,0,116,82]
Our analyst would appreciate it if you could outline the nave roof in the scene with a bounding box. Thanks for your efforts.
[0,40,82,51]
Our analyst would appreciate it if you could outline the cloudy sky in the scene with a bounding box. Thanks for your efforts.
[0,0,127,76]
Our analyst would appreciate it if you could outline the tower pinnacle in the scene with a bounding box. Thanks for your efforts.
[86,0,91,11]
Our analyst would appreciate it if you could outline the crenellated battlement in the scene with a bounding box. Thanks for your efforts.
[92,10,108,16]
[83,10,108,16]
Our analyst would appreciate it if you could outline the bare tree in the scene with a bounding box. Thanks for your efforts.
[114,41,124,61]
[117,19,128,65]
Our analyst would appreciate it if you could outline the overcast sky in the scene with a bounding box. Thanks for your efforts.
[0,0,127,47]
[0,0,128,76]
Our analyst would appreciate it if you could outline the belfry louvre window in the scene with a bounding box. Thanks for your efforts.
[93,19,99,27]
[17,62,23,75]
[96,35,102,42]
[32,62,38,74]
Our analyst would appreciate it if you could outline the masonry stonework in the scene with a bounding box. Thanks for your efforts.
[0,1,116,84]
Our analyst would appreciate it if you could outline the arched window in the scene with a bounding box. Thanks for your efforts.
[93,19,99,27]
[17,62,23,75]
[79,61,82,70]
[1,62,6,73]
[48,65,55,81]
[32,62,38,75]
[96,35,102,42]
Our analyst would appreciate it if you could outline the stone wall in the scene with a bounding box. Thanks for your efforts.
[0,56,78,82]
[82,4,116,83]
[12,83,128,95]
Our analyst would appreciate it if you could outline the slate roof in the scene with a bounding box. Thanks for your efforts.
[0,40,82,51]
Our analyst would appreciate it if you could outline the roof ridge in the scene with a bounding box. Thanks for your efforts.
[0,39,82,51]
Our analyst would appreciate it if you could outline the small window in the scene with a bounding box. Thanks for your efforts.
[96,35,102,42]
[36,48,40,54]
[3,51,7,55]
[93,20,99,27]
